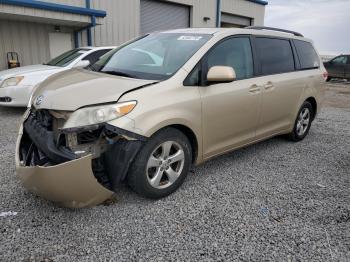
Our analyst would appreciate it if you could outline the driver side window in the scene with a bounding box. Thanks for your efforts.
[206,37,254,80]
[332,56,347,65]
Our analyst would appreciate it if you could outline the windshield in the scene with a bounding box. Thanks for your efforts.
[91,33,212,80]
[46,48,90,67]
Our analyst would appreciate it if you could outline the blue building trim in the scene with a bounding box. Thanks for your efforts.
[216,0,221,27]
[85,0,95,46]
[1,0,107,17]
[246,0,268,6]
[74,31,79,48]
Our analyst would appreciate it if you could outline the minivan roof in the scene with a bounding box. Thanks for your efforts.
[160,28,311,42]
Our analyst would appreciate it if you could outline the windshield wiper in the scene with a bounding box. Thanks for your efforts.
[102,71,136,78]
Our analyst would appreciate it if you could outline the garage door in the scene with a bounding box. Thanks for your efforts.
[221,13,252,28]
[141,0,190,34]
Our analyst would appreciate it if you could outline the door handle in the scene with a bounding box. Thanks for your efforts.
[264,81,274,90]
[249,84,261,93]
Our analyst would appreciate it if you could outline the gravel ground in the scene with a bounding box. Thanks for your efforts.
[0,84,349,261]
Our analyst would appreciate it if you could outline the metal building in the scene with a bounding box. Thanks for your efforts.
[0,0,267,70]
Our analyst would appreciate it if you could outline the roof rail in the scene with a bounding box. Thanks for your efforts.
[246,26,304,37]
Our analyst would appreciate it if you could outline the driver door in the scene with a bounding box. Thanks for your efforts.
[328,56,347,78]
[199,37,261,159]
[345,56,350,79]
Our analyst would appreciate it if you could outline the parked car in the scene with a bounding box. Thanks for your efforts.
[0,46,115,107]
[324,54,350,81]
[16,27,326,208]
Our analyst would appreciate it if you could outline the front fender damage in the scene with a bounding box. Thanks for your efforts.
[17,109,146,208]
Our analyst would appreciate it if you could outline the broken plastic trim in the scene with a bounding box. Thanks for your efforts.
[23,108,148,162]
[103,139,143,190]
[60,123,147,142]
[59,123,102,134]
[21,109,148,193]
[23,111,76,164]
[104,124,147,141]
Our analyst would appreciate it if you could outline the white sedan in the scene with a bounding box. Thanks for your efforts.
[0,46,115,107]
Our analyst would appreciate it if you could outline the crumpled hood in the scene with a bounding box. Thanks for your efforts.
[32,69,156,111]
[0,64,60,80]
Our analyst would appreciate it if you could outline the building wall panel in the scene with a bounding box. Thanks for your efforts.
[0,0,266,68]
[221,0,265,25]
[0,20,73,70]
[90,0,140,46]
[84,0,264,47]
[0,3,90,25]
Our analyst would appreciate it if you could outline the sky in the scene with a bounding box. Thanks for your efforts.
[264,0,350,55]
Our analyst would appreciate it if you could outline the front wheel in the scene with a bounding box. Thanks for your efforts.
[127,128,192,199]
[287,101,313,142]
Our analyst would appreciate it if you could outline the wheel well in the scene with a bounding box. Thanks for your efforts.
[169,124,198,163]
[305,97,317,120]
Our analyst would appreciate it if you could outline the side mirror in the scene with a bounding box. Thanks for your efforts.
[207,66,236,83]
[73,60,90,69]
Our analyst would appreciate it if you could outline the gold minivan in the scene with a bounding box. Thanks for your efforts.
[16,27,327,208]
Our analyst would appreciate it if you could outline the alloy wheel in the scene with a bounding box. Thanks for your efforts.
[146,141,185,189]
[296,107,310,136]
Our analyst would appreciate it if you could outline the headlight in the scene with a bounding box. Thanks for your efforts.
[63,101,137,129]
[0,76,24,88]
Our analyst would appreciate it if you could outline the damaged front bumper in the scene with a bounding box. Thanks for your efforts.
[16,109,144,208]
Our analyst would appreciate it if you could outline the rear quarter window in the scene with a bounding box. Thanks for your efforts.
[255,38,295,75]
[294,40,320,70]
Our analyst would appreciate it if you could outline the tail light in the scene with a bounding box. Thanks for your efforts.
[323,71,328,81]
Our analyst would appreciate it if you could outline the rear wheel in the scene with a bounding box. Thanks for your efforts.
[127,128,192,199]
[287,101,313,142]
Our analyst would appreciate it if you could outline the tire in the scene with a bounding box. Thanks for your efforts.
[287,101,314,142]
[127,127,192,199]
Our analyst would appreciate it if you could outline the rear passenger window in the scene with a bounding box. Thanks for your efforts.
[255,38,295,75]
[206,37,254,80]
[294,40,320,69]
